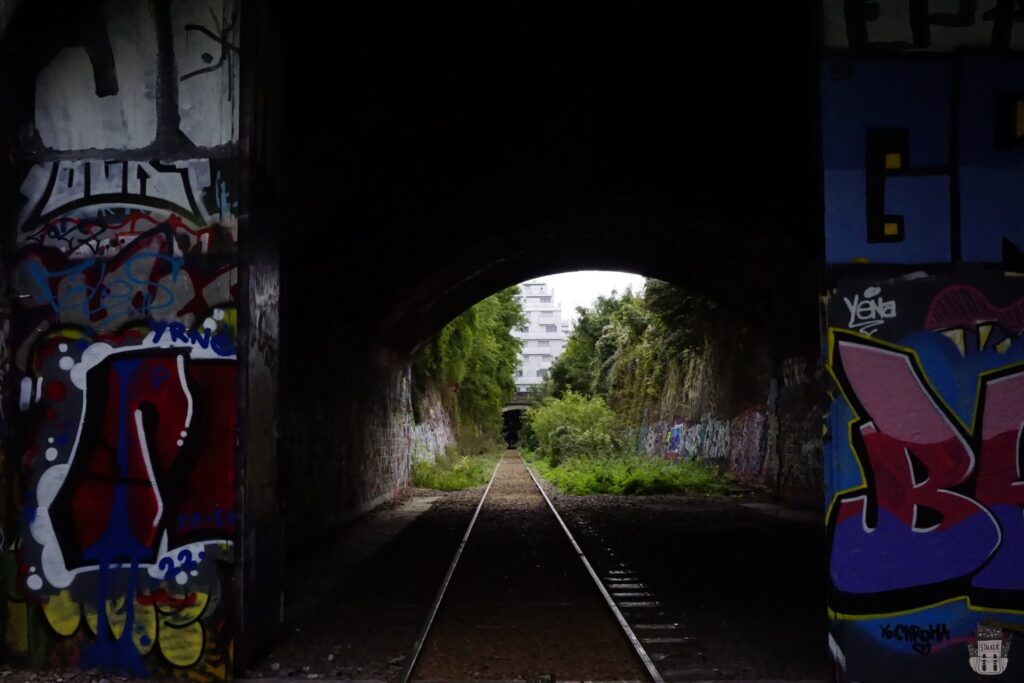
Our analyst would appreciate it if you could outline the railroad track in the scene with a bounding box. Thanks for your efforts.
[399,452,692,683]
[398,452,504,683]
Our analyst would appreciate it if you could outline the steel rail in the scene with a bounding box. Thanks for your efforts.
[521,455,665,683]
[398,453,505,683]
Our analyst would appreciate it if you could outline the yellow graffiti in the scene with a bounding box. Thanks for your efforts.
[219,307,238,336]
[160,621,205,667]
[42,328,87,343]
[4,601,29,655]
[106,593,156,654]
[84,601,98,635]
[39,588,211,669]
[179,636,230,682]
[42,590,80,636]
[157,590,209,625]
[156,589,209,667]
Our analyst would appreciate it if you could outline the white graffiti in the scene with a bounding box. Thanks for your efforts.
[843,286,896,335]
[411,388,456,463]
[29,326,235,590]
[16,159,235,256]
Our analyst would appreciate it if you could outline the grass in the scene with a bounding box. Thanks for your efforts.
[523,451,734,496]
[411,450,502,491]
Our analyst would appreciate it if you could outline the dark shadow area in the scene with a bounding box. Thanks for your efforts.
[273,3,822,351]
[549,488,827,679]
[501,408,524,448]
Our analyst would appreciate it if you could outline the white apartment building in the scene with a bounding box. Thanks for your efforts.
[513,280,570,393]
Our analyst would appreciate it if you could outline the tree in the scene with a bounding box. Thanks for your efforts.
[546,289,637,397]
[543,279,729,428]
[413,287,526,451]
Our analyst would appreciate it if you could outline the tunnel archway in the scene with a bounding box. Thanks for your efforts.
[0,0,823,676]
[374,206,819,357]
[5,2,1024,681]
[269,1,824,576]
[501,406,525,448]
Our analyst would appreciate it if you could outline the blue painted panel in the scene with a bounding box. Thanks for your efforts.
[822,60,953,265]
[959,56,1024,263]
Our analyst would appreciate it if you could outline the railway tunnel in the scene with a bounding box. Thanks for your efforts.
[0,1,1023,681]
[500,406,527,448]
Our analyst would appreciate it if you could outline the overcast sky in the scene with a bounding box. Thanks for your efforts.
[520,270,647,321]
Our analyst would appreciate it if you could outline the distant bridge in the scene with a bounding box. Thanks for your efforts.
[502,393,537,413]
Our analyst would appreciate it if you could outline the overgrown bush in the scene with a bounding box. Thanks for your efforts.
[518,416,538,451]
[525,452,734,496]
[526,390,618,464]
[411,448,502,491]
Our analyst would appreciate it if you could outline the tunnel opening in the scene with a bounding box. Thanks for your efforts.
[262,267,826,680]
[501,408,524,448]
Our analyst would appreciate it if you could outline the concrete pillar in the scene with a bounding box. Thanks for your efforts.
[821,6,1024,681]
[0,0,278,677]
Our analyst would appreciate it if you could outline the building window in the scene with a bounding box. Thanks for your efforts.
[537,340,550,347]
[515,369,523,377]
[544,324,558,332]
[539,296,552,303]
[541,311,554,318]
[536,368,548,378]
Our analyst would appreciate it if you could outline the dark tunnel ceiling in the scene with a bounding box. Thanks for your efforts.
[279,4,820,234]
[273,5,821,354]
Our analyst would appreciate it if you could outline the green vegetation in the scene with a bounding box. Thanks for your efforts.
[521,387,734,496]
[411,449,503,491]
[547,291,639,397]
[524,451,733,496]
[525,390,617,465]
[545,280,741,425]
[410,279,750,497]
[413,287,526,452]
[539,278,767,432]
[522,279,753,497]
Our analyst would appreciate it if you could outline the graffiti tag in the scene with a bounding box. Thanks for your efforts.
[828,330,1024,614]
[843,286,896,335]
[880,623,951,655]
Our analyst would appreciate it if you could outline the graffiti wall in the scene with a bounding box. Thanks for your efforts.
[638,419,709,461]
[638,400,816,496]
[411,386,456,464]
[825,273,1024,680]
[634,353,819,503]
[822,7,1024,680]
[2,0,240,678]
